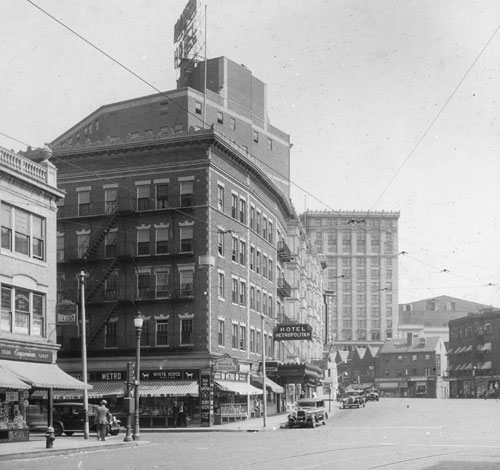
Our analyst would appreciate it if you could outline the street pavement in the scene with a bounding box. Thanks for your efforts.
[0,412,288,462]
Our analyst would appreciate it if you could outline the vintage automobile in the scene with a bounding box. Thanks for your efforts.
[52,402,121,437]
[366,389,380,401]
[341,389,366,409]
[288,398,328,428]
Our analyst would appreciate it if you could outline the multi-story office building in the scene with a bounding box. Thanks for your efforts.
[447,309,500,398]
[0,146,86,441]
[301,210,400,351]
[28,57,323,426]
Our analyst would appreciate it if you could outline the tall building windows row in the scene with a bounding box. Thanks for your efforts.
[249,205,273,243]
[135,266,192,300]
[1,285,45,337]
[1,203,46,260]
[134,178,192,212]
[132,223,194,256]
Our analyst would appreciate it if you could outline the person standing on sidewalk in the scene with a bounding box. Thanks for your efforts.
[96,400,111,441]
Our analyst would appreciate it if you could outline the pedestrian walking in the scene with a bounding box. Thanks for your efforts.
[172,401,179,427]
[96,400,111,441]
[177,401,187,427]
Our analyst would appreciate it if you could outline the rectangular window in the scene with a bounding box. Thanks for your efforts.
[180,181,193,207]
[250,206,255,230]
[239,281,246,306]
[217,111,223,124]
[137,185,150,211]
[218,319,225,346]
[14,208,30,256]
[229,117,236,131]
[232,237,238,262]
[218,230,224,256]
[239,325,246,350]
[1,203,12,251]
[156,270,169,298]
[105,322,117,348]
[218,272,225,299]
[231,194,238,219]
[262,255,268,278]
[232,323,238,349]
[78,190,91,216]
[239,240,246,265]
[239,199,246,224]
[250,286,255,310]
[156,320,169,346]
[250,246,255,271]
[256,211,261,234]
[217,185,225,212]
[105,231,117,258]
[231,278,238,304]
[137,229,150,255]
[267,138,272,151]
[57,233,64,262]
[179,225,193,252]
[256,290,261,312]
[268,220,273,243]
[253,130,259,143]
[256,250,261,274]
[195,101,202,115]
[256,331,261,354]
[180,318,193,344]
[179,269,193,296]
[250,329,255,353]
[137,272,151,299]
[156,184,169,209]
[268,259,273,281]
[262,216,267,239]
[156,227,169,254]
[105,188,117,214]
[105,270,118,300]
[141,320,150,347]
[77,233,90,259]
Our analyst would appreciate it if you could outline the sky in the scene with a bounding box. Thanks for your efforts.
[1,0,500,306]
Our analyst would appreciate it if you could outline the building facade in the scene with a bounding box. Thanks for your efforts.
[37,57,323,426]
[398,295,491,343]
[0,146,86,441]
[301,210,400,351]
[447,309,500,399]
[374,336,448,398]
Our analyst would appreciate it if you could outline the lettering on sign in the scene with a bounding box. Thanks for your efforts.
[213,357,239,373]
[273,324,313,341]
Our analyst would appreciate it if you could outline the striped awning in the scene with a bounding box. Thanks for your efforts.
[138,381,198,397]
[214,380,263,395]
[446,348,454,355]
[251,376,284,394]
[0,360,90,390]
[482,361,492,370]
[481,343,492,352]
[0,362,30,390]
[464,345,473,353]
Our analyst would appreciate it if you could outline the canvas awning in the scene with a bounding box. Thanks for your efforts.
[454,346,464,354]
[0,359,90,390]
[481,343,492,352]
[214,380,263,395]
[0,362,30,390]
[482,361,492,370]
[446,348,454,355]
[251,375,284,393]
[464,345,473,353]
[138,381,198,397]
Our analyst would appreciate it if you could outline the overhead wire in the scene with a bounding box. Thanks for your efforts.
[15,1,500,297]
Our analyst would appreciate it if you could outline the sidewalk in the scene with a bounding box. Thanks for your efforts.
[0,414,287,462]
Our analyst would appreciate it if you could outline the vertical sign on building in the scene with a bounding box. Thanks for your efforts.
[174,0,203,68]
[199,371,212,426]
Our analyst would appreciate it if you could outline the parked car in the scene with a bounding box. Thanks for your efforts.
[52,402,121,437]
[288,398,328,428]
[341,389,366,409]
[366,389,380,401]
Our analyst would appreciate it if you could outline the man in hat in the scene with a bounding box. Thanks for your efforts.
[96,400,111,441]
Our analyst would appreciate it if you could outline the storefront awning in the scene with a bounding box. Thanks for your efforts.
[214,380,263,395]
[481,343,492,352]
[464,345,473,353]
[454,346,464,354]
[138,381,198,397]
[251,376,284,393]
[0,362,30,390]
[446,348,454,355]
[482,361,492,370]
[0,360,90,390]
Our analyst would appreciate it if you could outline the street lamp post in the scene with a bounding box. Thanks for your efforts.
[133,314,143,441]
[472,365,477,399]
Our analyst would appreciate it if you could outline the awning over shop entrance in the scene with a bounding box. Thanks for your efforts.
[0,361,30,390]
[250,376,284,393]
[0,359,90,390]
[214,380,263,395]
[138,381,199,397]
[31,381,126,400]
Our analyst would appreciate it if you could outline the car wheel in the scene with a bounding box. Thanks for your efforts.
[64,431,74,436]
[53,422,64,437]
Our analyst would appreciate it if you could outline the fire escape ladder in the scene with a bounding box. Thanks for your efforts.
[87,301,120,346]
[83,212,118,260]
[85,258,119,303]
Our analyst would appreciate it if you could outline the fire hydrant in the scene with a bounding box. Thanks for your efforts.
[45,426,55,449]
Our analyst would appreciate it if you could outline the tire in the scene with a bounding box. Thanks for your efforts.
[64,431,74,436]
[110,429,120,436]
[53,422,64,437]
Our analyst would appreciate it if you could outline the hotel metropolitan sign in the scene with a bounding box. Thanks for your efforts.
[273,324,312,341]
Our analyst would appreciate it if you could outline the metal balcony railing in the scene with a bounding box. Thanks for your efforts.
[277,277,291,298]
[277,240,291,262]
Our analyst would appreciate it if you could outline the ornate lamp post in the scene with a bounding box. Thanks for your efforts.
[133,313,143,441]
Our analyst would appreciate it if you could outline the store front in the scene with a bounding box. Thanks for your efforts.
[0,348,88,442]
[250,375,284,415]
